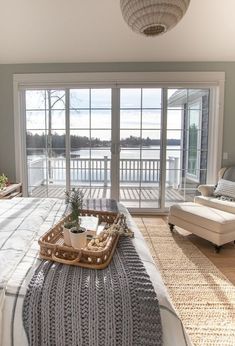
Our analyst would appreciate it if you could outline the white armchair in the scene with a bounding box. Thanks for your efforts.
[168,167,235,252]
[197,184,215,197]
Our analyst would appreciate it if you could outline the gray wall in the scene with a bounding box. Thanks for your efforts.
[0,62,235,181]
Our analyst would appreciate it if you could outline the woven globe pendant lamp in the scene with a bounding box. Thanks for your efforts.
[120,0,191,36]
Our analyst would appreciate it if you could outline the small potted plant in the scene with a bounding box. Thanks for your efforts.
[63,188,86,249]
[0,174,8,190]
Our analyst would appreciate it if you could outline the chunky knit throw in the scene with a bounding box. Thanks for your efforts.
[23,237,162,346]
[83,198,119,213]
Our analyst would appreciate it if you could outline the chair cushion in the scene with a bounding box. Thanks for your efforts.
[194,195,235,215]
[169,202,235,234]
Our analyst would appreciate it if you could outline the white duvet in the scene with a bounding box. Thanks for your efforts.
[0,198,192,346]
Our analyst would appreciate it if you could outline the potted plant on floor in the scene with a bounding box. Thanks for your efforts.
[0,174,8,190]
[63,188,86,249]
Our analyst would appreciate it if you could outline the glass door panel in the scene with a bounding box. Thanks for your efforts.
[26,90,66,198]
[119,88,162,209]
[69,89,112,199]
[166,88,209,207]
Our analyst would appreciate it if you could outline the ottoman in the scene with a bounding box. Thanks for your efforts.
[168,202,235,252]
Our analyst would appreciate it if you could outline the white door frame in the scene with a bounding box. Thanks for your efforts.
[14,71,225,212]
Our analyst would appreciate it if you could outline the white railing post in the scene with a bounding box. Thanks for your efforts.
[28,160,32,195]
[104,156,108,187]
[173,157,180,189]
[168,157,174,187]
[27,157,45,193]
[168,157,180,189]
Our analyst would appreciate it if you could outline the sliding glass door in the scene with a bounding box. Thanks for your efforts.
[26,88,112,199]
[166,88,209,207]
[24,86,210,212]
[119,88,162,209]
[69,89,112,199]
[26,89,66,198]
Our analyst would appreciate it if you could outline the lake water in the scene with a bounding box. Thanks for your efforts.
[70,146,181,159]
[28,146,181,161]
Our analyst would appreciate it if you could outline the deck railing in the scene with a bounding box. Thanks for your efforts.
[28,156,180,188]
[27,158,45,193]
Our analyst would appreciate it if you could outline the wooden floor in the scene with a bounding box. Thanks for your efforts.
[133,215,235,285]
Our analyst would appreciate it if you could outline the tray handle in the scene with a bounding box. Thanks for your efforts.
[52,249,82,265]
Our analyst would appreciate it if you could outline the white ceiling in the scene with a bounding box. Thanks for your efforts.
[0,0,235,64]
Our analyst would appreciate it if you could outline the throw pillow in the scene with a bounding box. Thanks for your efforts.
[214,178,235,199]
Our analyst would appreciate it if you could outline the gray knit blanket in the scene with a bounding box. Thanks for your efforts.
[83,198,118,213]
[23,236,162,346]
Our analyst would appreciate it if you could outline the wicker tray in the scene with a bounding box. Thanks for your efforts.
[38,209,121,269]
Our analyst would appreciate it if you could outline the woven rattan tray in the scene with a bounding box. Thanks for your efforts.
[38,209,121,269]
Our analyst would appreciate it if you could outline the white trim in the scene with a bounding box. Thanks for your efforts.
[65,89,71,190]
[160,89,168,209]
[207,81,225,183]
[111,87,120,201]
[13,86,28,196]
[13,71,225,88]
[13,79,21,184]
[13,71,225,199]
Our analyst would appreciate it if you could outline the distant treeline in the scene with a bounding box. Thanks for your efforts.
[26,132,180,152]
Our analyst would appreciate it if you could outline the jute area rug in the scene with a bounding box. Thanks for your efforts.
[138,219,235,346]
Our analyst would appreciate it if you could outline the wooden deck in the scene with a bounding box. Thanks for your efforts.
[30,185,194,208]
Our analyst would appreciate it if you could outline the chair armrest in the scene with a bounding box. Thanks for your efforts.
[197,184,215,197]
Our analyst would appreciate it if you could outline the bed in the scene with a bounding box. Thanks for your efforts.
[0,197,192,346]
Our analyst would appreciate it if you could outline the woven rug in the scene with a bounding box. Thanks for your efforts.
[138,220,235,346]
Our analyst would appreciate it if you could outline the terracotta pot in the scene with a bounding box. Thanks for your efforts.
[70,227,87,250]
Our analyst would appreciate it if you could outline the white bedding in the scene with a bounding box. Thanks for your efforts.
[0,198,192,346]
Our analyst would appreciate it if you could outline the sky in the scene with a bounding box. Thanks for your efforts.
[26,88,183,142]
